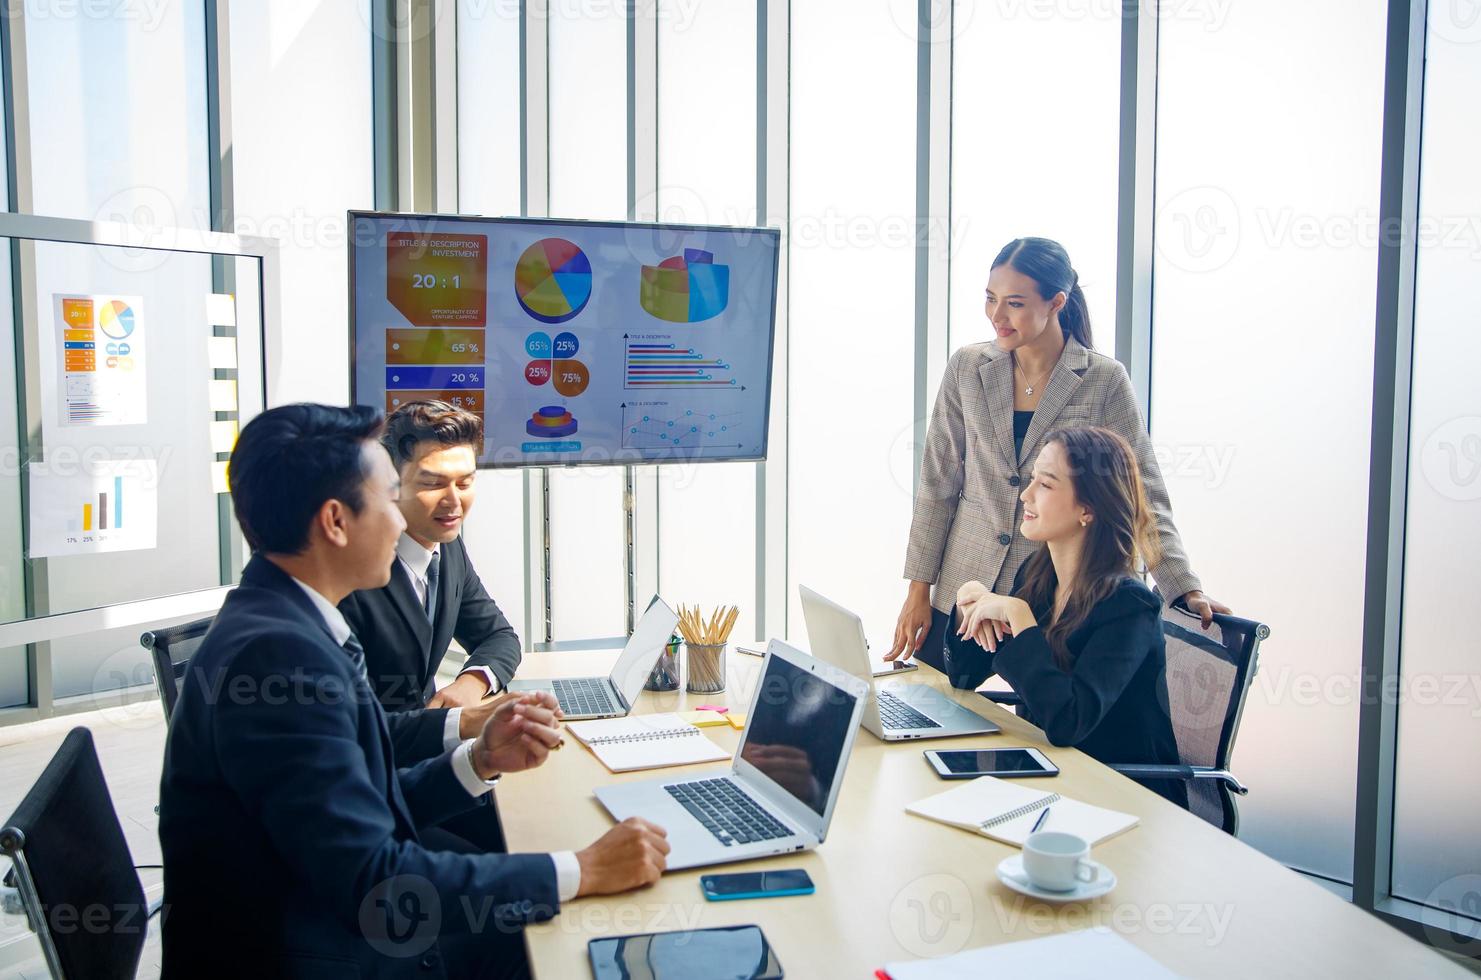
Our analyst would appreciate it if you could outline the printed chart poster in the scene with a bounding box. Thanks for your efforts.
[52,294,148,427]
[27,458,159,558]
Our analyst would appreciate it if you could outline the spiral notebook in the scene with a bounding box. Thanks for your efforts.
[567,713,730,773]
[906,775,1138,847]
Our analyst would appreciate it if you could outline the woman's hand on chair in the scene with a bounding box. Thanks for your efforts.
[1180,590,1232,630]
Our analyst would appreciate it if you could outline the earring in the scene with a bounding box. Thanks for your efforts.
[1080,517,1090,527]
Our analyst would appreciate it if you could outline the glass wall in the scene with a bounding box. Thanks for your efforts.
[23,4,215,699]
[1149,0,1387,881]
[455,0,530,646]
[228,0,376,406]
[544,5,630,641]
[655,0,760,639]
[949,2,1121,355]
[0,45,24,703]
[788,0,917,644]
[1389,12,1481,916]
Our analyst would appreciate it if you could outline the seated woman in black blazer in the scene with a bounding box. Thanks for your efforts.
[947,425,1187,809]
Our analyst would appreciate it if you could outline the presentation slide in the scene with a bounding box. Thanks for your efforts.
[350,213,779,468]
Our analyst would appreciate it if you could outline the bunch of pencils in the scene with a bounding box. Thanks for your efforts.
[678,604,739,693]
[677,604,739,648]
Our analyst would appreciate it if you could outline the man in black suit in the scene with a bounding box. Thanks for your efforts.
[159,403,670,979]
[341,400,520,767]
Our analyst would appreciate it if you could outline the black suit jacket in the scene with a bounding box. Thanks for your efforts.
[340,535,523,762]
[159,556,557,979]
[945,572,1189,808]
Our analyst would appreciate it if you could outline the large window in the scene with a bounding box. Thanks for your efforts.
[1150,1,1388,882]
[656,0,760,639]
[545,4,630,641]
[787,0,917,643]
[949,3,1121,355]
[1389,12,1481,918]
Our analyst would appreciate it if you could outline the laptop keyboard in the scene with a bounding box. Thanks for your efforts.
[877,690,942,731]
[665,778,793,847]
[552,677,617,716]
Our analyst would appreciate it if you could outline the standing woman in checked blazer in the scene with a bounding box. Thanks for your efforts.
[886,237,1230,686]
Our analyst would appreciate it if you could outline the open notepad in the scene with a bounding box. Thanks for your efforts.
[566,713,729,773]
[906,775,1138,847]
[882,927,1185,979]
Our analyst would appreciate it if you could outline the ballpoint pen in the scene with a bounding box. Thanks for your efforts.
[1030,805,1051,833]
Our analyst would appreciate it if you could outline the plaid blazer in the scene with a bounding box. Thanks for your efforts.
[903,337,1202,615]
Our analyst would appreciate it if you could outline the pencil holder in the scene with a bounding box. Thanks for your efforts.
[644,634,682,692]
[685,643,727,694]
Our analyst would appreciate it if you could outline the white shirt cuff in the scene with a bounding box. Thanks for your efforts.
[550,851,581,903]
[442,708,463,751]
[450,739,498,798]
[459,666,501,694]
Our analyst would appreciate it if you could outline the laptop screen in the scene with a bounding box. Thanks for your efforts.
[611,596,680,708]
[739,653,857,817]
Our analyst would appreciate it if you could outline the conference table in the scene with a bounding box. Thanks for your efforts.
[497,645,1469,978]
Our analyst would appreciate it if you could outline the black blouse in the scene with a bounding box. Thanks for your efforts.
[944,572,1188,809]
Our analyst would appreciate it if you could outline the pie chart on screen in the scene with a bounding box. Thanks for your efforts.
[98,300,136,340]
[515,238,592,324]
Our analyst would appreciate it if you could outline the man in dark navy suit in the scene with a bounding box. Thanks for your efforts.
[158,404,669,979]
[340,400,522,769]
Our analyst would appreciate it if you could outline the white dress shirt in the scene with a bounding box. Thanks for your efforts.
[291,575,580,901]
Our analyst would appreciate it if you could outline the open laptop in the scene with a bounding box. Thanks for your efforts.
[799,585,999,741]
[595,640,868,870]
[506,596,679,720]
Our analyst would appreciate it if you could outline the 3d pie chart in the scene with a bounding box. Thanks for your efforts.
[526,405,578,439]
[639,248,729,323]
[515,238,592,324]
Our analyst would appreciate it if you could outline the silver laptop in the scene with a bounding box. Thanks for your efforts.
[595,640,868,871]
[799,585,999,741]
[506,596,679,720]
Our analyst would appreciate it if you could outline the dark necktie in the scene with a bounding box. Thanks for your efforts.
[424,551,441,626]
[343,633,371,686]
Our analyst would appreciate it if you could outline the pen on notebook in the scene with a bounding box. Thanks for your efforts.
[1030,805,1051,833]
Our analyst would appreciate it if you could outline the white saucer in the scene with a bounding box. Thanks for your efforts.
[996,854,1116,901]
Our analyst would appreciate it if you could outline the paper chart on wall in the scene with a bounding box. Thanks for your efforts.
[51,293,148,427]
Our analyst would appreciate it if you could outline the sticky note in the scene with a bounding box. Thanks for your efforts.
[208,379,238,412]
[725,712,747,730]
[679,710,731,728]
[207,293,237,327]
[208,336,238,369]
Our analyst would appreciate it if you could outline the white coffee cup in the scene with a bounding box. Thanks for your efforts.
[1021,830,1097,892]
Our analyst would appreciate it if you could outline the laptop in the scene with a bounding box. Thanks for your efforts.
[594,640,868,870]
[799,585,999,741]
[506,596,679,720]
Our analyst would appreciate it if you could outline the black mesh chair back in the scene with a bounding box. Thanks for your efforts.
[140,616,214,723]
[1157,601,1269,833]
[0,728,150,980]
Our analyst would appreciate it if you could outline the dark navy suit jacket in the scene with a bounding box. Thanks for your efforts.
[158,556,557,979]
[341,536,523,763]
[946,572,1189,808]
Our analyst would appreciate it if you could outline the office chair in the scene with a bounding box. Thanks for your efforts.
[140,616,213,723]
[980,596,1269,835]
[0,728,162,980]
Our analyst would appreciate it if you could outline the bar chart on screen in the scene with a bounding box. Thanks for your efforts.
[26,458,159,558]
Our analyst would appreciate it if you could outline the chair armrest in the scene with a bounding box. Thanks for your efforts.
[1108,764,1250,795]
[148,895,165,919]
[980,691,1023,706]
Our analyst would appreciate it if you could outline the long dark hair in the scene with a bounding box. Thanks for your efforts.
[991,237,1093,350]
[1015,426,1159,670]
